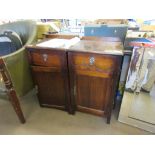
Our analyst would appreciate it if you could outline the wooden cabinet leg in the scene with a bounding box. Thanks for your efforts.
[107,116,111,124]
[68,109,76,115]
[106,99,113,124]
[113,98,116,109]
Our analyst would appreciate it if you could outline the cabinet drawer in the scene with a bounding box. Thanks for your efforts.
[30,52,61,67]
[70,53,118,78]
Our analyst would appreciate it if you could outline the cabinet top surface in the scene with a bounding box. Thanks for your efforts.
[69,40,123,55]
[27,38,124,55]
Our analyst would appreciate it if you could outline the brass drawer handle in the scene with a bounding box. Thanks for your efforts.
[42,54,48,62]
[89,57,95,65]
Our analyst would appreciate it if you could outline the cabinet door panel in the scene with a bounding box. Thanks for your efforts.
[31,66,66,109]
[75,75,113,115]
[75,69,113,78]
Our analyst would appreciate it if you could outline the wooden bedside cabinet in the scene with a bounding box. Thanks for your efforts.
[68,52,121,123]
[68,40,122,123]
[26,47,72,114]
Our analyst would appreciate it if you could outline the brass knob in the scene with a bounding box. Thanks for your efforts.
[89,57,95,65]
[42,54,48,62]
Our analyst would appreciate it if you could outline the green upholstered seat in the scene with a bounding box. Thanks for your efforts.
[0,20,37,96]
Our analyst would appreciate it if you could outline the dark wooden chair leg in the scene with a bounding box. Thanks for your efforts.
[7,89,26,123]
[0,58,25,124]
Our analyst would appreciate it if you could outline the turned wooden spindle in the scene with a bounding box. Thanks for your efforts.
[0,58,25,123]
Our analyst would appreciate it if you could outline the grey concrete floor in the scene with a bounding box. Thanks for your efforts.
[0,91,152,135]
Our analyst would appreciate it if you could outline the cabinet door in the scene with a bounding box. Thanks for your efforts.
[29,49,72,113]
[68,52,121,123]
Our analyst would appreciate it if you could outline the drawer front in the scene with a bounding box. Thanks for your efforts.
[70,53,118,78]
[30,51,61,67]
